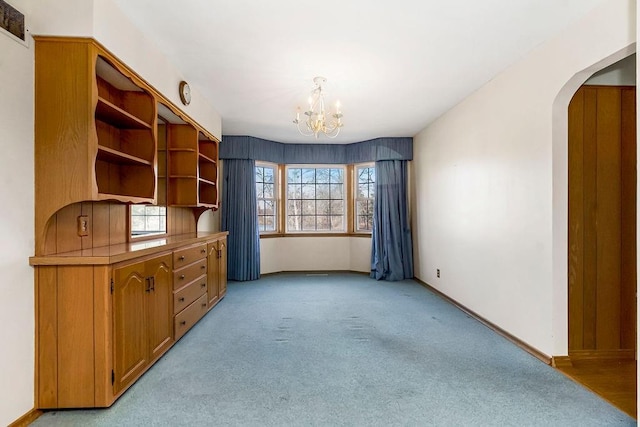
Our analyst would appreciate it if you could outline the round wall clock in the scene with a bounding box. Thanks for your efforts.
[179,80,191,106]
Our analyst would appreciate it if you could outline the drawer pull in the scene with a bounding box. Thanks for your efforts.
[179,297,185,302]
[201,283,206,288]
[201,249,206,254]
[179,256,185,261]
[201,265,206,270]
[180,274,185,280]
[180,320,186,326]
[202,303,207,308]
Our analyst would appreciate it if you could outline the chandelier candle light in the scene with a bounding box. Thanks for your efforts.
[293,76,343,139]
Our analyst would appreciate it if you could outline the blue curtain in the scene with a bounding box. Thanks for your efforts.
[221,159,260,281]
[370,160,413,281]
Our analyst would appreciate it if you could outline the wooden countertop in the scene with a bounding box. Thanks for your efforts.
[30,231,229,266]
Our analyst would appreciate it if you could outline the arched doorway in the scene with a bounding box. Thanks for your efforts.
[554,52,637,418]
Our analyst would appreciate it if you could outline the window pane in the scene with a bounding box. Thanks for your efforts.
[288,168,302,183]
[316,168,330,183]
[316,184,330,199]
[257,164,278,234]
[302,168,315,183]
[263,183,274,198]
[288,216,301,231]
[288,200,301,214]
[358,183,369,198]
[302,184,315,199]
[285,166,346,233]
[131,205,146,215]
[146,215,160,231]
[264,200,275,215]
[302,200,315,215]
[316,216,330,230]
[131,215,145,231]
[146,206,159,215]
[288,184,302,199]
[263,167,274,183]
[330,168,343,183]
[264,216,275,231]
[331,216,344,230]
[330,200,344,214]
[329,183,343,198]
[302,216,316,230]
[316,200,330,215]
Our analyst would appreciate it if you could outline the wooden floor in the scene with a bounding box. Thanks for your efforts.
[555,358,636,419]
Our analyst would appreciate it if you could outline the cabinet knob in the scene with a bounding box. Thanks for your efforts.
[201,283,206,288]
[180,320,186,326]
[201,249,206,254]
[180,274,185,280]
[201,265,206,270]
[202,303,207,308]
[179,297,185,302]
[179,256,185,261]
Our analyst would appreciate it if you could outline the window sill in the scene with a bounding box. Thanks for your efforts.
[259,232,372,239]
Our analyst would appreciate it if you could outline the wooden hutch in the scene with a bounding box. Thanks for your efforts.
[29,37,227,408]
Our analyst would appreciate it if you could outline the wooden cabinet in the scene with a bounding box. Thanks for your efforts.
[172,243,209,340]
[168,125,219,208]
[34,37,157,254]
[32,233,227,409]
[113,253,173,394]
[207,235,228,306]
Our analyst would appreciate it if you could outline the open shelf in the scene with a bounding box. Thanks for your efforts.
[96,97,152,130]
[97,145,152,166]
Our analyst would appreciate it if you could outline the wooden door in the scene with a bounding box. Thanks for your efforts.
[146,253,174,361]
[207,241,220,306]
[113,261,148,394]
[219,238,228,297]
[568,85,636,355]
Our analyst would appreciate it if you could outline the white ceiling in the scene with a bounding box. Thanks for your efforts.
[112,0,604,144]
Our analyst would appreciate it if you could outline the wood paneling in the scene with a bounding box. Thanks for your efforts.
[36,267,57,408]
[93,266,112,406]
[595,87,622,349]
[57,266,95,407]
[582,87,598,349]
[568,85,636,354]
[620,88,637,350]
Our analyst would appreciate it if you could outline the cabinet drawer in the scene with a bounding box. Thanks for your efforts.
[173,258,207,290]
[174,275,207,314]
[174,293,208,340]
[173,243,207,267]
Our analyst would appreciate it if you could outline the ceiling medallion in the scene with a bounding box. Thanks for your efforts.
[293,76,343,139]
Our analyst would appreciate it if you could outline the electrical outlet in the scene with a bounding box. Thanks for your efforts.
[437,269,440,278]
[77,215,89,237]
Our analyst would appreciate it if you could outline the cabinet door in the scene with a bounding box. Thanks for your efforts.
[207,241,220,306]
[146,254,174,361]
[113,261,148,395]
[219,238,228,297]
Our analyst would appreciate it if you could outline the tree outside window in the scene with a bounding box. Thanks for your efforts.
[287,166,345,232]
[355,164,375,232]
[256,163,277,232]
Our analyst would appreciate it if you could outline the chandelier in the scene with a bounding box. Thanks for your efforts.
[293,76,343,139]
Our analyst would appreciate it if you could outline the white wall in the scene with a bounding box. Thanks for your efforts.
[412,0,635,356]
[260,237,370,274]
[0,0,35,423]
